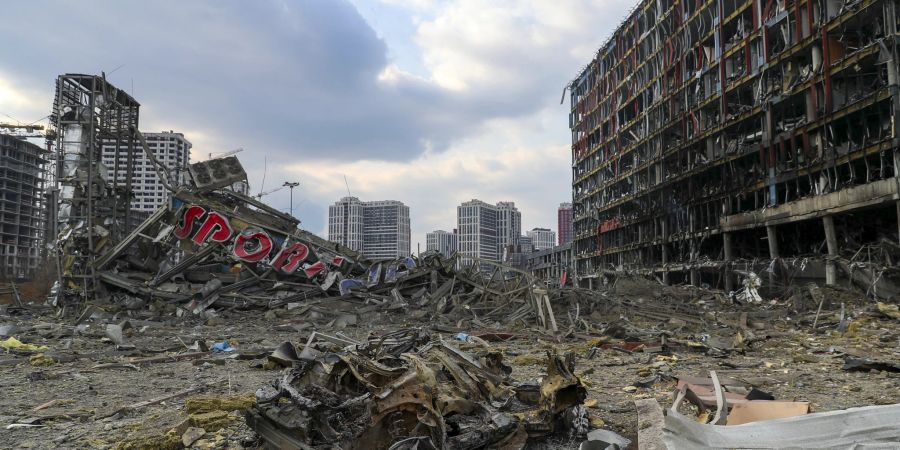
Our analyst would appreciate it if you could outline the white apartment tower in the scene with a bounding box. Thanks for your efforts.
[101,131,191,215]
[426,230,458,257]
[328,196,364,251]
[362,200,411,259]
[527,227,556,251]
[495,201,522,254]
[457,199,500,266]
[328,197,410,259]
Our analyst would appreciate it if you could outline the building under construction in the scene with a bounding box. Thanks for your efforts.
[570,0,900,294]
[0,133,48,280]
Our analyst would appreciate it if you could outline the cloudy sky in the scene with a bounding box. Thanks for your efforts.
[0,0,629,249]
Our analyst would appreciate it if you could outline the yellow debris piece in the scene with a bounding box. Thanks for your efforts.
[0,337,48,351]
[876,302,900,320]
[185,394,256,414]
[189,410,237,432]
[114,430,180,450]
[29,353,55,367]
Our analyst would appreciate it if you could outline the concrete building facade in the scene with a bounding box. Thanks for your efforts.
[101,131,191,216]
[570,0,900,291]
[558,202,574,245]
[496,201,522,254]
[527,227,556,251]
[457,199,499,266]
[527,242,574,287]
[328,197,410,259]
[362,200,411,259]
[426,229,459,257]
[0,135,48,279]
[328,197,364,252]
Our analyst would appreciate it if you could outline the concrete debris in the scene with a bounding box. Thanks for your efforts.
[50,153,580,337]
[3,272,900,448]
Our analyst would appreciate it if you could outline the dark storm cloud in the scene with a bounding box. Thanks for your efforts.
[0,0,528,163]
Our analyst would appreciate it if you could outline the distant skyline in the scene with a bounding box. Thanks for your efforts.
[0,0,632,249]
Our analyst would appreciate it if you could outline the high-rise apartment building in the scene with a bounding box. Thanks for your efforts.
[517,235,533,252]
[426,229,458,257]
[101,131,191,217]
[557,202,573,245]
[328,197,410,259]
[527,227,556,251]
[570,0,900,289]
[457,199,499,266]
[328,197,363,251]
[0,134,48,279]
[496,201,522,253]
[362,200,411,259]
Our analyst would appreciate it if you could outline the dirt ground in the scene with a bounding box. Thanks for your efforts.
[1,285,899,450]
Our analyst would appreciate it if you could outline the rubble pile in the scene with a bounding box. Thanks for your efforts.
[53,156,577,336]
[0,153,896,449]
[246,332,588,449]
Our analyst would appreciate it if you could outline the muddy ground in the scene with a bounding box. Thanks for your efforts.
[1,284,899,450]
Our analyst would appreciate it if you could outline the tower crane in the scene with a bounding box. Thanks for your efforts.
[0,123,51,139]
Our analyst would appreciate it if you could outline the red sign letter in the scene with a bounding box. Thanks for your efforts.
[174,205,206,240]
[303,261,327,278]
[192,211,233,245]
[271,242,310,274]
[233,229,274,262]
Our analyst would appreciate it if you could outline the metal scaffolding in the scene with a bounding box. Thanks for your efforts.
[49,73,140,306]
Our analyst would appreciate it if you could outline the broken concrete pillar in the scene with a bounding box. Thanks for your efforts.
[823,215,839,285]
[690,238,700,287]
[661,219,669,285]
[896,199,900,245]
[723,232,734,292]
[766,225,779,259]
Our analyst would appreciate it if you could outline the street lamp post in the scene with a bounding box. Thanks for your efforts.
[283,181,300,217]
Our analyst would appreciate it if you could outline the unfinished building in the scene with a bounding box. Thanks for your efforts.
[0,134,48,280]
[570,0,900,295]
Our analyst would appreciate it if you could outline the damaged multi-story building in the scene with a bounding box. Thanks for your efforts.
[570,0,900,294]
[0,133,48,280]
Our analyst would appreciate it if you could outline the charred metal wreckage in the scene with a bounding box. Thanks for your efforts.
[247,341,587,450]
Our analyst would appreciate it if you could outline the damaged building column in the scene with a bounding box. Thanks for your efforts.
[690,209,699,287]
[897,200,900,244]
[690,239,700,287]
[823,215,839,285]
[766,225,779,287]
[723,232,734,292]
[661,219,669,285]
[766,225,779,259]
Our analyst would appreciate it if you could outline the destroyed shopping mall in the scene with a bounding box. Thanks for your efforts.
[2,0,900,448]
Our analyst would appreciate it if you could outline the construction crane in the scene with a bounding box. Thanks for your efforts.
[208,147,243,160]
[255,184,286,199]
[0,123,50,139]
